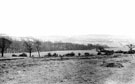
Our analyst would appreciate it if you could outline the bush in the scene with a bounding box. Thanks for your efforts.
[19,53,27,57]
[65,52,75,56]
[97,52,101,55]
[47,53,52,57]
[70,52,75,56]
[12,54,18,57]
[127,50,135,54]
[84,52,90,56]
[52,53,58,57]
[115,50,124,53]
[105,51,114,55]
[78,53,81,56]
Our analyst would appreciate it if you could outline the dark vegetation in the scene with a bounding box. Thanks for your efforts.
[12,53,27,57]
[0,37,12,57]
[12,54,17,57]
[23,40,34,57]
[96,47,114,55]
[0,35,108,57]
[0,36,134,84]
[96,44,135,55]
[101,62,124,68]
[19,53,27,57]
[64,52,75,56]
[9,41,108,53]
[1,35,135,58]
[34,40,41,57]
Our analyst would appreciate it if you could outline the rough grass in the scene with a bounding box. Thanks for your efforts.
[0,57,114,84]
[0,53,132,84]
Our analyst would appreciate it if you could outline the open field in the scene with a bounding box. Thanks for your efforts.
[0,52,135,84]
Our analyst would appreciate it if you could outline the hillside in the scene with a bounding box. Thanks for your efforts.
[25,34,135,47]
[1,34,135,48]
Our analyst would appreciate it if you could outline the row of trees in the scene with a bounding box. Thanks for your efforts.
[7,39,108,53]
[0,36,42,57]
[1,35,135,57]
[9,41,108,57]
[0,36,108,57]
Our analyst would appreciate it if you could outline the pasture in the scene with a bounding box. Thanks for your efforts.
[0,50,135,84]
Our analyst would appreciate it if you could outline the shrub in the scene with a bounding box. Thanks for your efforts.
[52,53,58,57]
[115,50,124,53]
[78,53,81,56]
[19,53,27,57]
[65,52,75,56]
[47,53,52,57]
[97,52,101,55]
[12,54,18,57]
[104,51,114,55]
[127,50,135,54]
[84,52,90,56]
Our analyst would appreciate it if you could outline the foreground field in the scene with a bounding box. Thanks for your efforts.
[0,54,135,84]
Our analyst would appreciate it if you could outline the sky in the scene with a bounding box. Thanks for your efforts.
[0,0,135,39]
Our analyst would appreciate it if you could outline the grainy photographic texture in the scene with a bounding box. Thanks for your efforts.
[0,0,135,84]
[1,35,135,84]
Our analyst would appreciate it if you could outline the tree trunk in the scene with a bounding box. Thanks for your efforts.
[1,52,4,57]
[29,51,31,57]
[1,49,4,57]
[130,48,132,51]
[38,51,40,57]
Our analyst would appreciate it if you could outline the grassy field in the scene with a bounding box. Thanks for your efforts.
[0,50,135,84]
[0,57,109,84]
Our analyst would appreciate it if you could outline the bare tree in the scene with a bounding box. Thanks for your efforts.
[23,40,34,57]
[126,44,135,54]
[127,44,135,52]
[0,37,12,57]
[34,40,41,57]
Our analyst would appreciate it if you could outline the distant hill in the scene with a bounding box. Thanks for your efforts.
[31,34,135,47]
[0,34,109,52]
[1,34,135,48]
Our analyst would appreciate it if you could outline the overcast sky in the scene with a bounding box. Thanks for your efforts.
[0,0,135,38]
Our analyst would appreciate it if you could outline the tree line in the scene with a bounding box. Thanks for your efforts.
[0,35,108,57]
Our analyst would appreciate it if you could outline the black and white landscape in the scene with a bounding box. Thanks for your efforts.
[1,0,135,84]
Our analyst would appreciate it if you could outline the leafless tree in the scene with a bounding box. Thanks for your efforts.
[23,40,34,57]
[127,44,135,51]
[0,37,12,57]
[34,40,41,57]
